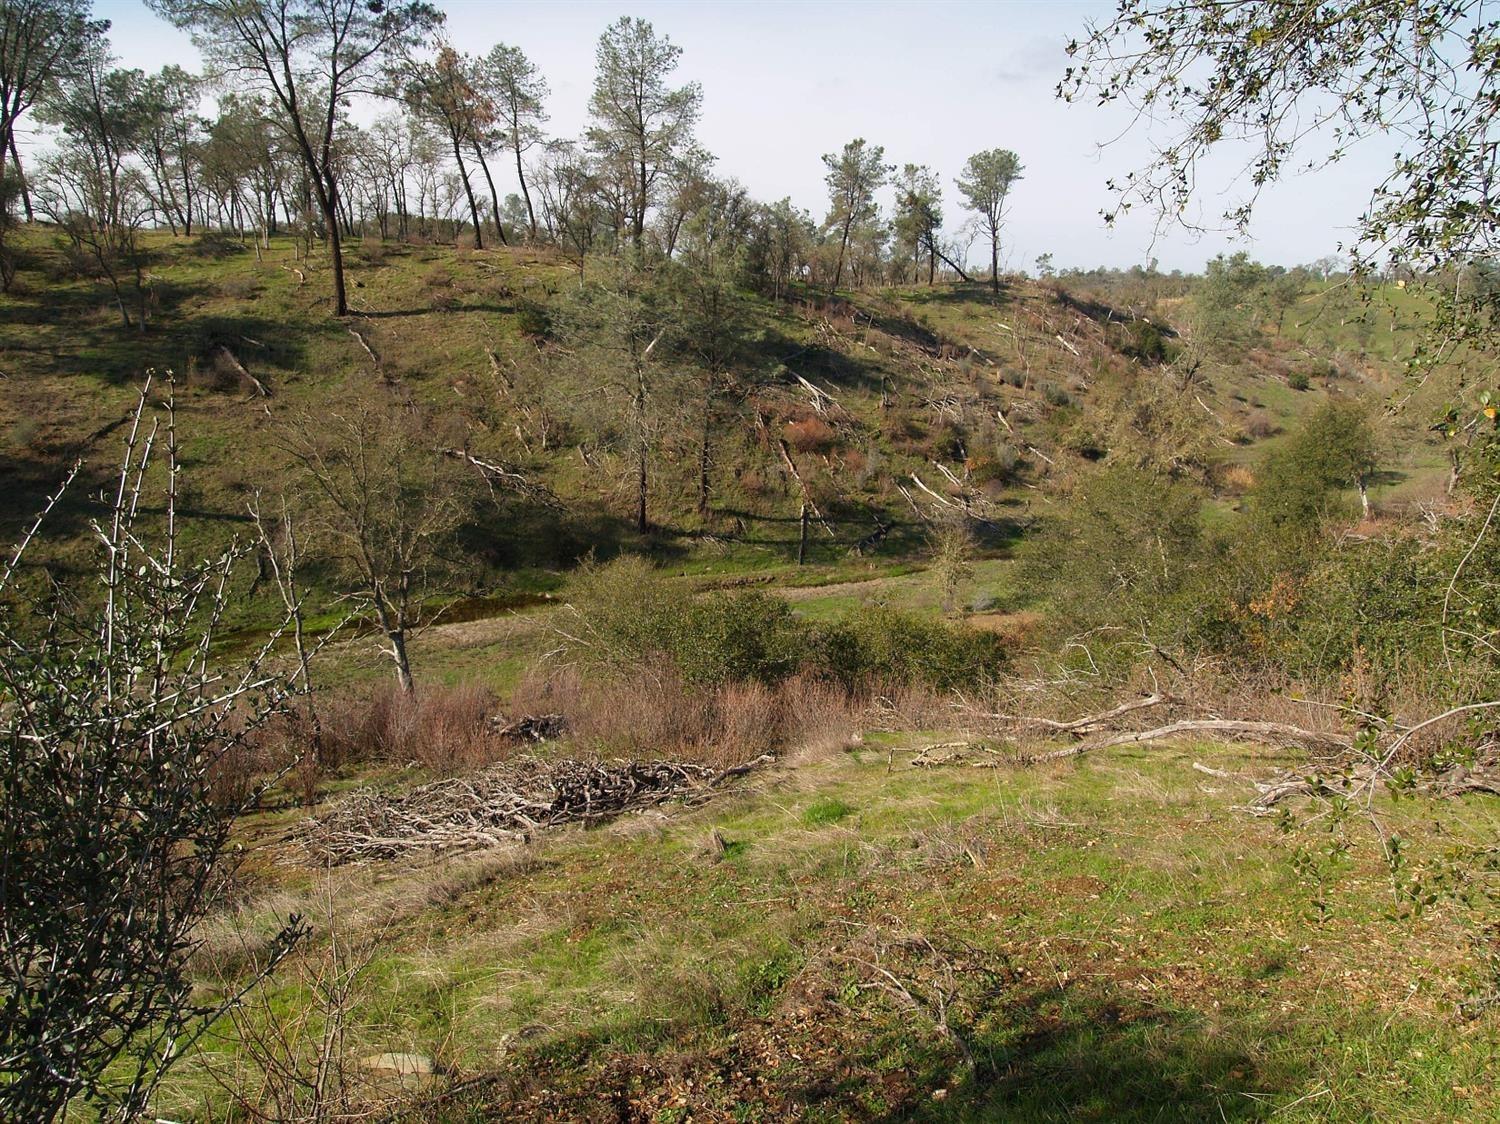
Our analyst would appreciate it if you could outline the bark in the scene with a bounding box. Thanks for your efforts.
[923,235,972,283]
[1033,719,1350,763]
[449,132,484,249]
[697,380,713,517]
[472,139,508,246]
[7,133,32,221]
[513,133,538,240]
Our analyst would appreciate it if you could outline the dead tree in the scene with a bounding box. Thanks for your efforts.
[280,397,467,694]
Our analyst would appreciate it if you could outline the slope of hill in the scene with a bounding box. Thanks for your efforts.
[0,225,1445,623]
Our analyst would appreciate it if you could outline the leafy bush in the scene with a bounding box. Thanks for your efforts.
[1041,382,1073,408]
[515,299,551,338]
[1119,318,1174,364]
[567,558,800,686]
[1020,462,1213,647]
[808,605,1006,690]
[567,558,1005,692]
[1287,370,1311,391]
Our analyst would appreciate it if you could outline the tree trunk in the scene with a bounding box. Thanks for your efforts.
[636,442,649,533]
[514,135,538,241]
[472,140,508,247]
[324,192,349,316]
[1357,473,1370,517]
[8,133,32,222]
[990,226,1000,293]
[831,216,853,295]
[374,597,415,694]
[697,380,713,517]
[634,153,648,251]
[924,235,972,283]
[450,133,484,250]
[797,504,809,565]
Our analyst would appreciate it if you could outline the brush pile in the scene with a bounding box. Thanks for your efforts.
[296,757,725,864]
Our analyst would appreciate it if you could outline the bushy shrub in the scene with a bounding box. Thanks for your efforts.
[807,605,1006,690]
[1287,370,1311,391]
[567,558,800,686]
[1120,319,1174,364]
[515,299,551,338]
[567,558,1005,693]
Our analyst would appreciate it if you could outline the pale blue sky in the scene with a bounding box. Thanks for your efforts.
[79,0,1394,271]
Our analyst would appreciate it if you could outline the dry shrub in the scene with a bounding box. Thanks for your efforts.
[864,680,959,733]
[245,683,506,798]
[1218,464,1257,496]
[785,416,837,454]
[1246,410,1279,439]
[509,664,857,769]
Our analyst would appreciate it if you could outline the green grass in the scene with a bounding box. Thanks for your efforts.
[161,739,1500,1122]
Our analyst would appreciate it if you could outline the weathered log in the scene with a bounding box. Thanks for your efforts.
[1033,719,1350,763]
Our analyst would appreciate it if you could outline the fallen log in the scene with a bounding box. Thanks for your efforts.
[210,344,272,398]
[985,693,1166,736]
[1033,719,1350,763]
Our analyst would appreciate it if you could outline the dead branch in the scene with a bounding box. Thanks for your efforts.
[1033,719,1351,763]
[346,326,381,370]
[210,345,272,398]
[984,693,1166,736]
[294,755,767,864]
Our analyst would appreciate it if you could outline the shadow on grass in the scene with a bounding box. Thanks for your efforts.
[897,280,1016,308]
[888,986,1286,1122]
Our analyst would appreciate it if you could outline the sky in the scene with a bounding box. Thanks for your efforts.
[78,0,1398,272]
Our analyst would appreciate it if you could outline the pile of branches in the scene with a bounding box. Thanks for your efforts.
[296,757,735,864]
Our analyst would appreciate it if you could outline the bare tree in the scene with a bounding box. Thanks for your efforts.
[281,396,467,693]
[34,48,155,329]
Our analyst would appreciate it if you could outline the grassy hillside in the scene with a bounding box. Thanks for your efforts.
[0,225,1448,629]
[5,225,1495,1122]
[157,736,1496,1121]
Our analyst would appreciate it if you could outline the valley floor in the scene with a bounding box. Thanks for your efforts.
[168,736,1498,1122]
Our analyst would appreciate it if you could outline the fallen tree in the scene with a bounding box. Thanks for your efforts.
[1031,718,1351,762]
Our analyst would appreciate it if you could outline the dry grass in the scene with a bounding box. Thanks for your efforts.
[509,663,859,769]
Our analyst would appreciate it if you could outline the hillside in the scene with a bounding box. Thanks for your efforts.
[0,225,1446,619]
[5,225,1494,1123]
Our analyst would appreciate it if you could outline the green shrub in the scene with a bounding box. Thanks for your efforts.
[808,605,1006,690]
[803,797,853,825]
[567,558,799,686]
[1287,370,1311,391]
[516,299,551,339]
[1120,319,1174,364]
[568,558,1005,692]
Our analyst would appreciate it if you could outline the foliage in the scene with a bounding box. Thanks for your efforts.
[1250,399,1377,543]
[586,16,701,252]
[565,557,1004,691]
[954,147,1023,290]
[1020,462,1210,647]
[1062,0,1500,377]
[822,137,890,293]
[0,384,305,1120]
